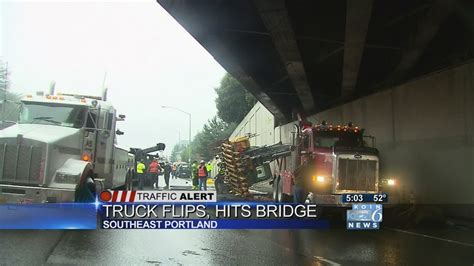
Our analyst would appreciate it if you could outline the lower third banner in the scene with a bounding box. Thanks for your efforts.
[101,219,330,229]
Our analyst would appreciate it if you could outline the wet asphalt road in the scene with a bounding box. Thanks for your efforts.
[1,178,474,265]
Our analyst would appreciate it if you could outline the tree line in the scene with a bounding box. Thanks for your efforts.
[171,73,256,162]
[0,60,20,124]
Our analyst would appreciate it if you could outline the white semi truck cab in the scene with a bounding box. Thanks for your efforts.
[0,91,134,203]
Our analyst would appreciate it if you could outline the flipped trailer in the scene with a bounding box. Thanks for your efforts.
[219,137,291,196]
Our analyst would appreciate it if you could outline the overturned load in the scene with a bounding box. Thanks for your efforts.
[219,136,292,197]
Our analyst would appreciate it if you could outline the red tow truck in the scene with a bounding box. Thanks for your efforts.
[272,119,394,205]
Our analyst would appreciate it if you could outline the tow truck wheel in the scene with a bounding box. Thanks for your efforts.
[277,176,285,202]
[125,171,133,191]
[75,174,96,203]
[272,176,279,202]
[277,176,292,202]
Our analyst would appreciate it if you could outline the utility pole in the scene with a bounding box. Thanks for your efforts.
[161,106,192,164]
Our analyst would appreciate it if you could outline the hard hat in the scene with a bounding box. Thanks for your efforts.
[200,160,205,163]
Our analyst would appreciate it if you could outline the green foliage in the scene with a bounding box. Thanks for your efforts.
[170,143,185,162]
[171,116,236,162]
[190,116,235,160]
[171,73,257,162]
[180,145,191,163]
[215,73,256,124]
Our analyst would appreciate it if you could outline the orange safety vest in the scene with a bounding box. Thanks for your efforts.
[198,166,207,177]
[149,162,159,173]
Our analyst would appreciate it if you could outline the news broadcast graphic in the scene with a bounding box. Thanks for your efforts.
[97,190,329,230]
[101,219,329,229]
[0,203,97,229]
[99,190,217,203]
[0,191,331,230]
[346,204,383,230]
[342,193,388,203]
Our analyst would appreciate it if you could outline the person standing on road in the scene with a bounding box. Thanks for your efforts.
[215,162,226,194]
[171,164,177,179]
[136,160,146,190]
[196,160,208,191]
[191,160,199,190]
[293,157,314,203]
[206,161,213,178]
[148,159,161,189]
[163,163,172,190]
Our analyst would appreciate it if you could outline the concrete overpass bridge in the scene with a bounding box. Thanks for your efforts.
[158,0,474,218]
[158,0,471,122]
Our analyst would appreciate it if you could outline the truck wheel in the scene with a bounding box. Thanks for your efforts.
[75,175,96,203]
[125,171,133,191]
[277,176,292,203]
[277,176,285,202]
[272,176,279,202]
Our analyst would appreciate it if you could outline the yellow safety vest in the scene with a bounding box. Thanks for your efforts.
[136,163,146,174]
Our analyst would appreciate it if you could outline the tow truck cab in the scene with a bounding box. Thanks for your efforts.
[0,92,133,203]
[276,122,381,205]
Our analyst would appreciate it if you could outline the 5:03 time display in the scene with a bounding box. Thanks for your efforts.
[342,193,388,203]
[344,194,364,202]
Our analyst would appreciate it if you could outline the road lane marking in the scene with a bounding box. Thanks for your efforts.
[387,228,474,248]
[313,256,342,266]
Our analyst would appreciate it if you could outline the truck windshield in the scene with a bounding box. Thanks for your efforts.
[314,132,362,148]
[19,102,87,128]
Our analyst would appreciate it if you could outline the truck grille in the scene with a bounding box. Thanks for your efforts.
[0,144,43,184]
[337,158,377,191]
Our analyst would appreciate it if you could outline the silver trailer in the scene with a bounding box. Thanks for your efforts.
[0,91,133,203]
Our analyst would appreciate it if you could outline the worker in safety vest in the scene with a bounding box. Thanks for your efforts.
[215,161,225,194]
[196,160,208,191]
[136,160,146,190]
[148,159,161,189]
[191,160,199,190]
[206,162,213,178]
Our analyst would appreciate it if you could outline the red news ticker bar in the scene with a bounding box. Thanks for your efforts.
[129,191,136,202]
[112,191,119,202]
[120,191,128,202]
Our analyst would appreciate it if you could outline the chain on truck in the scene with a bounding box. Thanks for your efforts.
[0,85,134,203]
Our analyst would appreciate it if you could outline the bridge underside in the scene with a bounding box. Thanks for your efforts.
[158,0,474,123]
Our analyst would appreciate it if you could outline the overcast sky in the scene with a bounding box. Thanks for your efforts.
[0,1,226,156]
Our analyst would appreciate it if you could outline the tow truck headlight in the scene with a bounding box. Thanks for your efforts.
[55,172,80,183]
[381,178,397,186]
[312,175,326,183]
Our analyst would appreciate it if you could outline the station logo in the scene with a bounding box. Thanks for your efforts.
[346,204,382,230]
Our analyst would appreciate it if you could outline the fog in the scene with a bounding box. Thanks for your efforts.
[0,1,226,156]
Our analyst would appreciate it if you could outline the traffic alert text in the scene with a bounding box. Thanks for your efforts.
[100,190,216,203]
